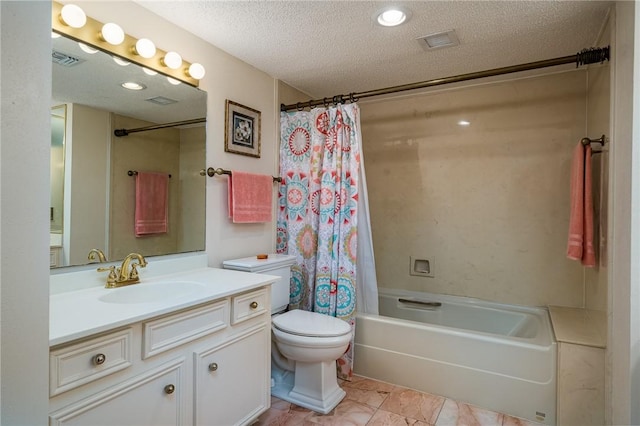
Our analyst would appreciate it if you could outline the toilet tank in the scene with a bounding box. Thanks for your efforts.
[222,254,296,314]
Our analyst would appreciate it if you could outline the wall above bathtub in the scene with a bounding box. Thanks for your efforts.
[361,70,590,308]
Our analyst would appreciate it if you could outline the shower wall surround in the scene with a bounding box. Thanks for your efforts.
[361,71,588,308]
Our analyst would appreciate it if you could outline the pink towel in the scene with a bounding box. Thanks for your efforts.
[228,171,273,223]
[567,143,596,267]
[135,172,169,236]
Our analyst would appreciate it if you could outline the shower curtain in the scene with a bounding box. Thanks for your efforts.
[277,103,377,380]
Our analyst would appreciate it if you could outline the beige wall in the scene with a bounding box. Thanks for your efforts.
[585,18,611,313]
[178,126,206,252]
[361,71,587,308]
[1,1,51,423]
[66,103,110,266]
[109,114,181,260]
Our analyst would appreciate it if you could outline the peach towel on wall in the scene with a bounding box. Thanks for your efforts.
[228,171,273,223]
[135,171,169,237]
[566,143,596,267]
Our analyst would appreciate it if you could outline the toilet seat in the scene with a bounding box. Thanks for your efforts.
[272,309,351,338]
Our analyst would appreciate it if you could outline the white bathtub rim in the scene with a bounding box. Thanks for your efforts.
[371,288,555,347]
[356,311,553,350]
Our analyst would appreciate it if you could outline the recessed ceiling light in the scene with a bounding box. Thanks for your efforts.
[458,120,471,126]
[375,7,410,27]
[121,82,146,91]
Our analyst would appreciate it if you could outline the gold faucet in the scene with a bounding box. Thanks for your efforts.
[97,253,148,288]
[87,248,107,263]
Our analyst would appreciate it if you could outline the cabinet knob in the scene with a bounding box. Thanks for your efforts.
[93,353,106,366]
[164,384,175,394]
[250,301,258,309]
[208,362,218,372]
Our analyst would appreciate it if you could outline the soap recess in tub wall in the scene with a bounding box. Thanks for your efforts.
[410,256,435,278]
[257,254,268,259]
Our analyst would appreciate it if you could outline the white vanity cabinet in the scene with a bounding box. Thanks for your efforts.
[49,285,271,426]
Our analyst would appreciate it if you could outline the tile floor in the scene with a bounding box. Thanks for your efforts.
[255,375,542,426]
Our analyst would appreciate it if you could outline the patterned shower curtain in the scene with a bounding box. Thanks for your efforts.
[277,103,361,380]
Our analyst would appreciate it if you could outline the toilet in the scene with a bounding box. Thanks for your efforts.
[222,254,352,414]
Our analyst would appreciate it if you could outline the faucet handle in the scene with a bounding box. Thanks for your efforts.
[130,263,140,280]
[97,265,117,287]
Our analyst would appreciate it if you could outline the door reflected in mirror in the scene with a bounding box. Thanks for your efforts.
[51,34,207,268]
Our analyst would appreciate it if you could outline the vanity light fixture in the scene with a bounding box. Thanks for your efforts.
[375,7,411,27]
[121,82,146,91]
[51,1,204,86]
[100,22,125,46]
[134,38,156,59]
[163,51,182,70]
[59,4,86,29]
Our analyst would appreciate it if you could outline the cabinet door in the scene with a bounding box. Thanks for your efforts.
[194,325,270,426]
[50,358,187,426]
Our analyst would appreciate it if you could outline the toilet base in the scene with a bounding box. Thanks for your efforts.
[271,361,346,414]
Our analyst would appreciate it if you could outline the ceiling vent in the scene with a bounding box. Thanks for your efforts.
[51,50,84,67]
[146,96,178,106]
[418,29,460,51]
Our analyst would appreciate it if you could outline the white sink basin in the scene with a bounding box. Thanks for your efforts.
[99,281,207,304]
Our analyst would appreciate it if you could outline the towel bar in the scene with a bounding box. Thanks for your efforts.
[201,167,282,183]
[128,170,171,178]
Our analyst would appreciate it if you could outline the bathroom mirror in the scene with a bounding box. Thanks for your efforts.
[51,34,207,268]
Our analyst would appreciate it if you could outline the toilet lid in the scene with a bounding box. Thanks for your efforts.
[272,310,352,338]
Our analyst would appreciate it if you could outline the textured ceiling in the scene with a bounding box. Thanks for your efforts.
[136,1,613,99]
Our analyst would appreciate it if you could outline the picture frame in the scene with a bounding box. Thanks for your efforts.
[224,100,261,158]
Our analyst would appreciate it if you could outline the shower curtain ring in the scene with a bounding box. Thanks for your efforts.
[323,97,329,108]
[332,95,339,106]
[308,100,314,110]
[339,95,346,104]
[296,102,303,111]
[349,93,359,103]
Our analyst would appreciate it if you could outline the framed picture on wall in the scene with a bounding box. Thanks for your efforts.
[224,100,261,158]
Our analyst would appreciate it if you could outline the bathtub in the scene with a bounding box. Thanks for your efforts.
[354,288,556,425]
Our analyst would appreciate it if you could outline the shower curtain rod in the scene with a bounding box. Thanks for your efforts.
[114,117,206,137]
[280,46,610,112]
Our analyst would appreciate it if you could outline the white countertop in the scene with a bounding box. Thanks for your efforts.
[548,305,606,348]
[50,267,277,347]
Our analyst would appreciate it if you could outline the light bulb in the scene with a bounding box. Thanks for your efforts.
[142,67,158,76]
[60,4,86,29]
[78,43,98,54]
[134,38,156,59]
[167,77,181,85]
[101,23,125,46]
[187,63,206,80]
[163,51,182,70]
